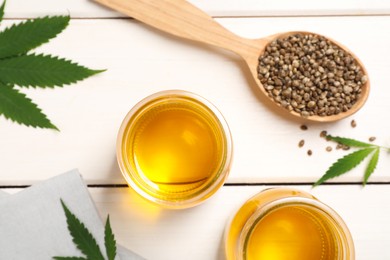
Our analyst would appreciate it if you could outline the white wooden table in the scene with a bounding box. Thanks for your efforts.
[1,1,390,259]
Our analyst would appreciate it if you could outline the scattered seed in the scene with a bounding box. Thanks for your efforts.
[300,124,308,130]
[326,146,332,152]
[351,119,357,128]
[298,140,305,148]
[342,145,350,151]
[307,149,313,156]
[320,130,327,138]
[369,136,376,142]
[336,143,350,150]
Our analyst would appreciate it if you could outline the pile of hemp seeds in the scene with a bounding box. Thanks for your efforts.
[257,33,367,118]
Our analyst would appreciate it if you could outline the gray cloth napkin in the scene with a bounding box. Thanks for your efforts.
[0,169,144,260]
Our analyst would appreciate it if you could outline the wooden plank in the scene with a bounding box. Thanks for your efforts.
[2,0,390,18]
[0,16,389,184]
[93,185,390,260]
[3,185,385,259]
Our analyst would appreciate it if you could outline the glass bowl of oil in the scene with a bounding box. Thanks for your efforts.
[225,188,355,260]
[117,90,233,209]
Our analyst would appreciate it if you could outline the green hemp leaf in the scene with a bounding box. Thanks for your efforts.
[364,148,380,186]
[0,83,57,129]
[54,199,117,260]
[105,216,117,260]
[314,135,387,186]
[0,0,104,130]
[0,0,5,22]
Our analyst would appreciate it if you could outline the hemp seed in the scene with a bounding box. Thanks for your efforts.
[320,130,327,138]
[300,124,308,130]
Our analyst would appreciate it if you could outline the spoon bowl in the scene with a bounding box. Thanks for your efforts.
[94,0,369,122]
[242,31,370,122]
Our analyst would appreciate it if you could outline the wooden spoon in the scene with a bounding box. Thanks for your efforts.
[93,0,369,122]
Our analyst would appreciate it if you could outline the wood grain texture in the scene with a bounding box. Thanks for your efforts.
[0,16,389,184]
[1,1,388,260]
[4,185,382,260]
[3,185,389,259]
[2,0,390,18]
[93,0,370,123]
[93,0,261,56]
[93,185,390,260]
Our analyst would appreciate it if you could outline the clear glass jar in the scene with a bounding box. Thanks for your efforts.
[225,188,355,260]
[117,90,233,209]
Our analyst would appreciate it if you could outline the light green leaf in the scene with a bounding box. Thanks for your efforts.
[105,215,117,260]
[0,53,104,88]
[60,200,105,260]
[0,1,6,23]
[53,257,87,260]
[326,135,375,148]
[314,148,376,186]
[0,15,70,58]
[363,148,380,185]
[0,84,57,129]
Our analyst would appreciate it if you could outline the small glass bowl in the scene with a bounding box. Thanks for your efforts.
[117,90,233,209]
[224,188,355,260]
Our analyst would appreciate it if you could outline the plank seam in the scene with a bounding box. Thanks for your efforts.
[2,13,390,20]
[1,182,390,189]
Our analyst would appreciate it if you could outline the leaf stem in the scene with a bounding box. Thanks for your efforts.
[378,145,390,151]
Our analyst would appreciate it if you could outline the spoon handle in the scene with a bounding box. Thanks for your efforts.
[94,0,256,57]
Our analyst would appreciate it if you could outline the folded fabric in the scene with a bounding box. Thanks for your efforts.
[0,169,144,260]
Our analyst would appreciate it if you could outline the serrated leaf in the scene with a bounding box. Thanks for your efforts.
[327,135,375,148]
[0,84,57,129]
[0,15,69,58]
[0,1,6,23]
[53,257,88,260]
[0,53,104,88]
[105,215,117,260]
[60,200,105,260]
[363,148,380,185]
[314,148,376,186]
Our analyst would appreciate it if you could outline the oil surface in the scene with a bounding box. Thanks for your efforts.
[246,206,335,260]
[131,106,220,191]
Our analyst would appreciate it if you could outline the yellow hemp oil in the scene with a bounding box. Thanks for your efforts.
[131,105,220,191]
[245,206,336,260]
[117,91,232,208]
[225,188,355,260]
